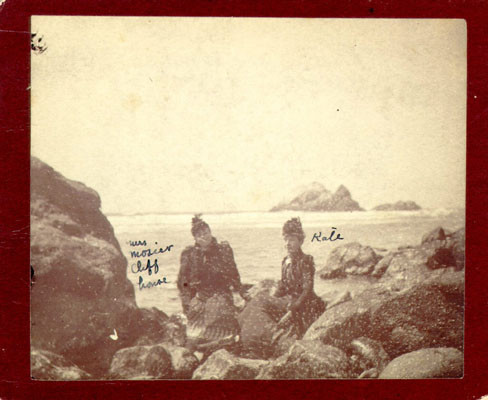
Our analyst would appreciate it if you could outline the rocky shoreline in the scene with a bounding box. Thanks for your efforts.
[31,158,464,380]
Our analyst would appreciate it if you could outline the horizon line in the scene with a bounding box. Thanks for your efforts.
[104,206,466,217]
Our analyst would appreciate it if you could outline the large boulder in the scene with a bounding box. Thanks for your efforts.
[375,226,465,282]
[378,247,439,284]
[256,340,351,379]
[371,253,395,278]
[161,343,200,379]
[270,182,363,212]
[322,289,352,310]
[349,337,390,378]
[31,157,122,249]
[421,226,451,244]
[304,285,391,346]
[379,348,463,379]
[372,273,464,358]
[448,228,465,269]
[108,344,174,379]
[192,349,268,380]
[237,293,288,359]
[108,343,198,379]
[426,227,465,270]
[304,272,464,360]
[421,226,464,270]
[31,349,91,380]
[132,311,186,347]
[318,242,382,279]
[30,157,184,377]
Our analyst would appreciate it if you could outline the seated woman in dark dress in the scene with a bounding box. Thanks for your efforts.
[274,217,326,337]
[177,215,246,353]
[238,218,325,358]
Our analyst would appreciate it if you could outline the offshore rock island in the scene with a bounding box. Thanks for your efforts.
[372,200,421,211]
[270,182,363,212]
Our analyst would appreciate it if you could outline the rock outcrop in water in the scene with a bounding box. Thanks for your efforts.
[270,182,363,212]
[30,157,185,378]
[372,226,465,280]
[315,226,465,282]
[372,201,421,211]
[318,242,383,279]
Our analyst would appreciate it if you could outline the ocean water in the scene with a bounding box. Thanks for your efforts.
[108,209,465,316]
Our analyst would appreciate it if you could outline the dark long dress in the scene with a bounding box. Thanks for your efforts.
[238,250,326,358]
[275,249,326,336]
[177,237,242,344]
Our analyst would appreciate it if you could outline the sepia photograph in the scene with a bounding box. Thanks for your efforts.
[30,17,466,380]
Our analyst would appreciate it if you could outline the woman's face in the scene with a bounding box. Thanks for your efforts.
[284,234,302,255]
[195,227,212,250]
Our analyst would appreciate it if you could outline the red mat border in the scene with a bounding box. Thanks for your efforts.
[1,1,487,398]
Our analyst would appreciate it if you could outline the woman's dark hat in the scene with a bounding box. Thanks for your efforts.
[282,217,305,240]
[191,214,210,237]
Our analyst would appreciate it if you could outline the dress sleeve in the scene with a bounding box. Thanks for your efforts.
[274,258,287,298]
[220,241,242,291]
[289,255,315,312]
[177,247,193,314]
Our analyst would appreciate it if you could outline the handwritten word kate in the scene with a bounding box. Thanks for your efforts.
[131,259,160,275]
[311,228,344,242]
[130,244,174,259]
[138,275,169,290]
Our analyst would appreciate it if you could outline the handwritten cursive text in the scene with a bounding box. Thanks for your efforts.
[130,244,174,259]
[311,227,344,242]
[131,259,160,275]
[138,275,169,290]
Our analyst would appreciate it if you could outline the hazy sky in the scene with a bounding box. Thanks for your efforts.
[31,17,466,214]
